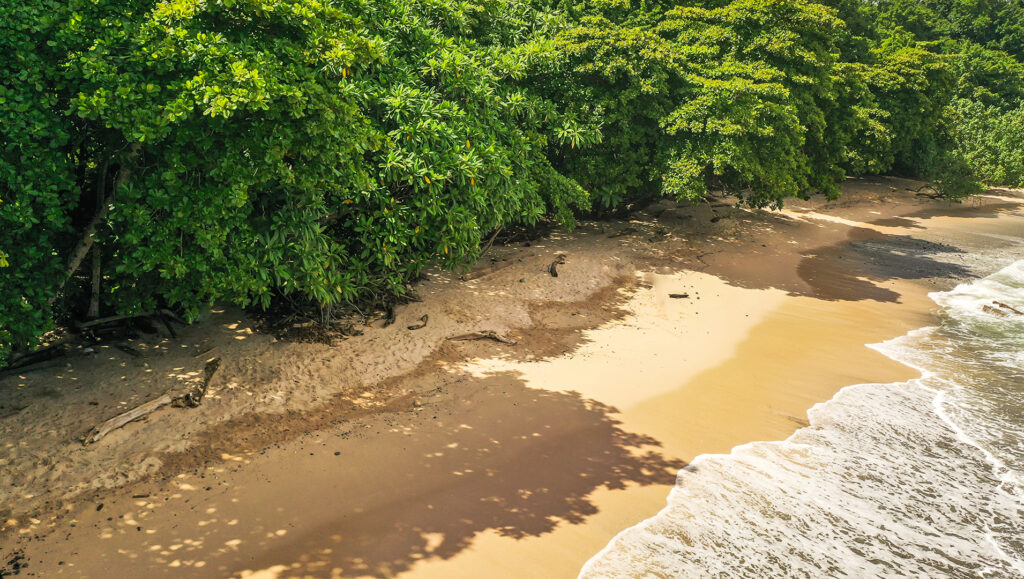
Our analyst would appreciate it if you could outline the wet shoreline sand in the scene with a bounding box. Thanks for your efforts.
[2,179,1022,577]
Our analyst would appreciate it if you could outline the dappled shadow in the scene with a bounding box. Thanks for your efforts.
[20,370,684,577]
[236,373,682,577]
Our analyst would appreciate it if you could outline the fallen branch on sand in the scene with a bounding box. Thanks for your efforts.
[407,314,429,330]
[447,331,517,345]
[83,357,221,445]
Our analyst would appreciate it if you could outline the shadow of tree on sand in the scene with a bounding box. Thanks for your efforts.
[46,370,685,578]
[705,214,975,302]
[231,372,685,577]
[795,228,973,302]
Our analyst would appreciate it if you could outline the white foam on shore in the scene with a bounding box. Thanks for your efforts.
[580,259,1024,578]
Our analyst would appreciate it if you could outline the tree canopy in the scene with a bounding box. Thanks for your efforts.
[2,0,1023,363]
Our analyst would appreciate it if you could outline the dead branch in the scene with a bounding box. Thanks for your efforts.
[994,301,1023,315]
[447,331,517,345]
[173,357,221,408]
[158,309,188,325]
[477,225,504,258]
[83,392,175,445]
[76,313,152,330]
[83,357,221,445]
[2,337,74,372]
[407,314,428,330]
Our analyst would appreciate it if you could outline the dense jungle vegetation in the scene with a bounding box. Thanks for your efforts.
[2,0,1023,363]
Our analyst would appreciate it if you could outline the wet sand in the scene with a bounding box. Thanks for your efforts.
[2,179,1023,577]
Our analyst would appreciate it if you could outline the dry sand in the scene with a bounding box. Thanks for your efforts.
[1,178,1022,577]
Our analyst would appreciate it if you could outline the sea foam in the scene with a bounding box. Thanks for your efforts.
[581,259,1024,578]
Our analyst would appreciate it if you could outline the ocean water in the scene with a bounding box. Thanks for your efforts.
[581,259,1024,578]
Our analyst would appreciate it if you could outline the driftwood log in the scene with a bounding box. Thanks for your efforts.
[83,357,221,445]
[447,331,517,345]
[994,301,1023,315]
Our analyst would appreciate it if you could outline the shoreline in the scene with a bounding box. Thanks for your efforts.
[2,179,1023,577]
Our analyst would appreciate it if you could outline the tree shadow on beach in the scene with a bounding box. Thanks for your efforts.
[706,212,975,302]
[794,228,973,302]
[232,372,685,577]
[36,370,685,578]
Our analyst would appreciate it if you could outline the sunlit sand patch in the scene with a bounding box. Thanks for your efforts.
[462,271,786,411]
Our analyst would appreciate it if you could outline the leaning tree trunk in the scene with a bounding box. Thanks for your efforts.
[52,143,140,305]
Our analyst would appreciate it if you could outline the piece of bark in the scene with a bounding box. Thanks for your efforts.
[447,331,517,345]
[668,293,690,299]
[407,314,429,330]
[547,254,566,277]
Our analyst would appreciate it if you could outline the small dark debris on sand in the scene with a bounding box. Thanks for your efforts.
[548,254,567,277]
[407,314,429,330]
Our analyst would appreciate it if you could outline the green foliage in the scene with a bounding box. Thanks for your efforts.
[874,0,1024,60]
[0,1,79,362]
[3,0,1023,364]
[951,99,1024,187]
[538,0,850,208]
[1,0,589,361]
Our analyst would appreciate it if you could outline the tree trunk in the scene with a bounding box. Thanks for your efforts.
[87,246,101,318]
[87,161,106,319]
[53,143,140,304]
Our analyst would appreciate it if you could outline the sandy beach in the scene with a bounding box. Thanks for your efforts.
[2,178,1022,577]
